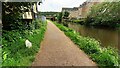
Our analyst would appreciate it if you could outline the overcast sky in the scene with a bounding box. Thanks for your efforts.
[37,0,87,12]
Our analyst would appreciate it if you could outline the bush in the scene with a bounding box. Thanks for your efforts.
[32,19,42,29]
[57,12,63,23]
[2,2,35,30]
[2,19,47,66]
[54,22,119,67]
[72,19,85,24]
[85,2,120,27]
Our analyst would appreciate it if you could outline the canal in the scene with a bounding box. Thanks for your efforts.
[68,23,119,50]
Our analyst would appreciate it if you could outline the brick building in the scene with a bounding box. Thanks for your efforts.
[78,1,101,18]
[62,7,79,19]
[62,0,103,19]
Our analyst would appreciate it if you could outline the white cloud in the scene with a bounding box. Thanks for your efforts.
[38,0,86,12]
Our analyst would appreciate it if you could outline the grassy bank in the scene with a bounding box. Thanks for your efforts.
[2,20,47,66]
[53,21,119,67]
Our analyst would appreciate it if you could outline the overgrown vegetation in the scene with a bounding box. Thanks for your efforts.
[57,12,63,23]
[63,11,70,18]
[2,19,47,66]
[2,2,33,30]
[72,19,85,25]
[85,2,120,28]
[54,21,119,67]
[2,2,47,66]
[56,11,70,23]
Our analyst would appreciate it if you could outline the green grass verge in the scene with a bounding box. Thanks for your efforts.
[2,21,47,66]
[53,21,120,67]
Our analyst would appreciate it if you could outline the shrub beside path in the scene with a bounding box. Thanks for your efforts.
[32,20,97,66]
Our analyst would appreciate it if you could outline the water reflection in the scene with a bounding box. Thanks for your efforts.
[68,23,119,50]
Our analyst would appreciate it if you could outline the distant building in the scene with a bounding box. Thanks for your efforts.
[62,0,103,19]
[69,10,79,19]
[78,1,102,18]
[62,7,79,19]
[62,7,78,12]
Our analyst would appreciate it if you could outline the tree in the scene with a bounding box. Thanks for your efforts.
[63,11,69,18]
[2,2,33,30]
[57,12,63,23]
[86,2,120,27]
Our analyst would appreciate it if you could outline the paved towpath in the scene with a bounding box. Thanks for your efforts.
[32,20,97,66]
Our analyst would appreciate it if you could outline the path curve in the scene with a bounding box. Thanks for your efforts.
[32,21,97,66]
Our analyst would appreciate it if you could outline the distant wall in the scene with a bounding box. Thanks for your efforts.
[62,0,103,19]
[77,1,102,18]
[69,10,79,19]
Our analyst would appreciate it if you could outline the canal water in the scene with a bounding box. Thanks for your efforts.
[68,23,119,50]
